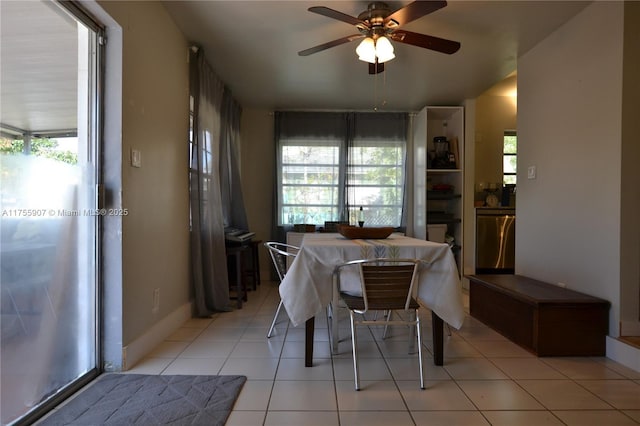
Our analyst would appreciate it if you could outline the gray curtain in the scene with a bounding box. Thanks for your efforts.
[189,47,246,315]
[219,90,248,230]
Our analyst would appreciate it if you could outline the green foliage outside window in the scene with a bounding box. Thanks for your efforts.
[0,137,78,164]
[503,133,517,185]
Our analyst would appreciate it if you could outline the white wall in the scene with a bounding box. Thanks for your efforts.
[517,1,624,334]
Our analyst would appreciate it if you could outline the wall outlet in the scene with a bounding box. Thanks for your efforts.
[152,288,160,313]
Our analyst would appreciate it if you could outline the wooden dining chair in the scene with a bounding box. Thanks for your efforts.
[264,242,300,338]
[334,258,425,390]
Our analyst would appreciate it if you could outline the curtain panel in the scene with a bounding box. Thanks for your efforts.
[189,47,246,315]
[219,90,248,230]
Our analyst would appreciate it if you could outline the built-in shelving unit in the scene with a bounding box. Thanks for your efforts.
[413,106,464,274]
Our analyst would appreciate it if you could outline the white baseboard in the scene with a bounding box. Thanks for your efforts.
[122,302,192,370]
[606,336,640,373]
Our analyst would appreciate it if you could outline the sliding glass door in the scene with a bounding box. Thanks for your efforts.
[0,1,102,424]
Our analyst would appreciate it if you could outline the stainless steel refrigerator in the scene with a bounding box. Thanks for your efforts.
[475,208,515,274]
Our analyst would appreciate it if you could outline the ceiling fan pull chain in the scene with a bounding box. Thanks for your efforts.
[382,65,387,109]
[373,65,379,111]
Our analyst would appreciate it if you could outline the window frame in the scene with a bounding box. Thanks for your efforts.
[278,137,345,226]
[503,130,517,185]
[345,140,406,227]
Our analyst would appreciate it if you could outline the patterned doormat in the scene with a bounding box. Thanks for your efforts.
[40,374,247,425]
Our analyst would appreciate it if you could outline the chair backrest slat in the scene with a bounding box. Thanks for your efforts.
[362,263,415,309]
[335,258,423,313]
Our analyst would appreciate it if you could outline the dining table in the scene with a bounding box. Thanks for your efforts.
[278,232,465,367]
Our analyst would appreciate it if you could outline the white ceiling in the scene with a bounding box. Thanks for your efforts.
[0,1,79,134]
[162,1,590,111]
[0,1,590,135]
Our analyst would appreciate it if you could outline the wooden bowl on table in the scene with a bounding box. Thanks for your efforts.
[337,225,394,239]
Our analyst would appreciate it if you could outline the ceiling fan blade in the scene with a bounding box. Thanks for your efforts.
[385,1,447,27]
[308,6,366,26]
[298,34,364,56]
[391,30,460,54]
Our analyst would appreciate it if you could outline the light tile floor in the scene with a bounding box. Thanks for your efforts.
[126,281,640,426]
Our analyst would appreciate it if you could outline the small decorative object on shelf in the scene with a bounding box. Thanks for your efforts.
[431,136,457,169]
[484,183,499,207]
[358,206,364,227]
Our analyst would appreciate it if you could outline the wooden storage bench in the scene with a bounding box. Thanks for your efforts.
[467,274,610,356]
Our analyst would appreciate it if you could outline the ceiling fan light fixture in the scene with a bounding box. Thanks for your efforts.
[375,36,395,63]
[356,37,377,63]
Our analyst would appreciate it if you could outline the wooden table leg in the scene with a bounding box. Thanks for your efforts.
[305,317,315,367]
[432,312,444,366]
[233,250,243,309]
[226,245,249,309]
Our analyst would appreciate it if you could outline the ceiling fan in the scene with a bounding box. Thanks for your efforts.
[299,1,460,74]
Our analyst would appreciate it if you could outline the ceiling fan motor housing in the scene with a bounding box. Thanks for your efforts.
[357,2,397,38]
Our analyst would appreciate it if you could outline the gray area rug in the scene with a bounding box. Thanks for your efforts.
[40,374,247,425]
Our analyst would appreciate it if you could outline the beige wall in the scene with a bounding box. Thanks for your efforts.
[98,1,191,346]
[240,109,275,279]
[517,1,624,334]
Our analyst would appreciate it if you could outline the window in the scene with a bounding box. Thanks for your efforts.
[347,140,405,226]
[503,130,517,185]
[187,94,215,229]
[276,112,407,227]
[281,139,342,226]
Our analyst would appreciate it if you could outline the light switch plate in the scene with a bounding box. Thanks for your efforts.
[131,149,142,168]
[527,165,536,179]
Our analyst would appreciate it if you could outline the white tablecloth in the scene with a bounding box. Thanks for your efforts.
[279,233,465,329]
